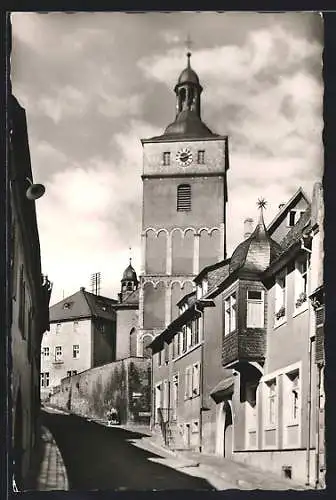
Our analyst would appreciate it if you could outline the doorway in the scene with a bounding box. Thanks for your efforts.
[223,401,233,458]
[185,423,191,449]
[13,393,23,490]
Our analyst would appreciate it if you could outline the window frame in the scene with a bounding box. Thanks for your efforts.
[224,292,237,336]
[41,372,50,388]
[293,254,310,315]
[192,362,201,397]
[274,269,287,327]
[163,151,171,166]
[246,289,265,328]
[184,366,192,400]
[42,346,50,357]
[197,150,205,164]
[72,344,80,359]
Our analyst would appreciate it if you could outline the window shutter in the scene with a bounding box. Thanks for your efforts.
[177,184,191,211]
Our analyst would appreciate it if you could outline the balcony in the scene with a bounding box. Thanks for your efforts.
[222,329,266,367]
[52,358,64,365]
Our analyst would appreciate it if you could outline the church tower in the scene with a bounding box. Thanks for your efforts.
[138,52,229,352]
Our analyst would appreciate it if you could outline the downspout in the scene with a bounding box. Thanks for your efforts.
[315,364,321,489]
[306,336,313,487]
[302,237,313,487]
[195,303,204,453]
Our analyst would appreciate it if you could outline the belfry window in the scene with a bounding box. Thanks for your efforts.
[177,184,191,211]
[197,150,205,164]
[163,152,170,166]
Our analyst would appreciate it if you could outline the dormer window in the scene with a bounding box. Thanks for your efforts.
[288,210,306,227]
[163,152,170,166]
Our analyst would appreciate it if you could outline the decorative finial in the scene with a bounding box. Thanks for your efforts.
[257,198,267,211]
[185,34,193,66]
[129,246,132,266]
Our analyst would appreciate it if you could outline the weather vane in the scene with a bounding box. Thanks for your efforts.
[257,198,267,210]
[129,246,132,265]
[185,33,193,56]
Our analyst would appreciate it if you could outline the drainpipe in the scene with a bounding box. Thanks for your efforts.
[315,364,321,489]
[301,236,313,487]
[306,336,313,487]
[195,302,204,453]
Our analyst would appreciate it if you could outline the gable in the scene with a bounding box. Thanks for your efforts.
[267,188,310,245]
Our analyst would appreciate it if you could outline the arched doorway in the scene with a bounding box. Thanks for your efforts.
[13,392,23,490]
[223,400,233,458]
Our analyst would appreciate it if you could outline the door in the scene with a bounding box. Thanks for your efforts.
[224,401,233,458]
[186,423,191,449]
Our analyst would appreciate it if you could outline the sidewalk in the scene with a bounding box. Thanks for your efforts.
[36,425,69,491]
[122,424,307,491]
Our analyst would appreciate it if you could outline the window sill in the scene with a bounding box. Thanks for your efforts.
[264,424,277,432]
[273,317,287,329]
[292,304,308,318]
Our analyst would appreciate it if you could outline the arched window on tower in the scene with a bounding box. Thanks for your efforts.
[177,184,191,212]
[142,335,153,359]
[130,327,137,357]
[126,281,133,291]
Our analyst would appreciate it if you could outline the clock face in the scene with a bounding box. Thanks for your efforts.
[176,148,193,166]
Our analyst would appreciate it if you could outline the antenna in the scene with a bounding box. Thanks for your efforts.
[90,272,101,295]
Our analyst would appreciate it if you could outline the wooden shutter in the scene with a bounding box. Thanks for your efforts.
[177,184,191,211]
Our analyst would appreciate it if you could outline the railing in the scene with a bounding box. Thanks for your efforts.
[157,408,173,446]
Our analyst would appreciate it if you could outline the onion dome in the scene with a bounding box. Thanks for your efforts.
[122,259,138,282]
[164,109,214,137]
[177,53,201,85]
[229,199,282,274]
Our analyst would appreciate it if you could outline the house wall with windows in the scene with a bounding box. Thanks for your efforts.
[40,319,92,399]
[9,94,52,490]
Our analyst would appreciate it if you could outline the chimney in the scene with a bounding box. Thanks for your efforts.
[244,218,254,239]
[279,203,285,210]
[80,287,85,291]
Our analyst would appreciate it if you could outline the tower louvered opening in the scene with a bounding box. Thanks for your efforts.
[177,184,191,211]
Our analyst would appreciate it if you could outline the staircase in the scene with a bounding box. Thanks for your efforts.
[156,408,188,451]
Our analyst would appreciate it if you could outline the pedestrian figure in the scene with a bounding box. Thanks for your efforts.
[106,407,119,426]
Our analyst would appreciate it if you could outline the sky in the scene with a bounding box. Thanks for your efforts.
[10,11,323,305]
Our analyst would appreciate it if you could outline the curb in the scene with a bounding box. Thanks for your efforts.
[37,426,69,491]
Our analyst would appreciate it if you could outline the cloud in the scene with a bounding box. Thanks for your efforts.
[10,12,323,305]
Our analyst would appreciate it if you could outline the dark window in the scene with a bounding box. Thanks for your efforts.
[197,150,205,164]
[158,350,162,366]
[288,210,296,227]
[164,342,169,363]
[177,184,191,212]
[126,281,133,291]
[182,326,187,352]
[18,267,26,338]
[163,152,170,166]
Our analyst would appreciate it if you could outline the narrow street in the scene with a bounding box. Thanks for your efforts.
[40,410,214,491]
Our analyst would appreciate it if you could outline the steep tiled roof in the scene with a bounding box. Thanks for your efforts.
[122,288,140,305]
[207,261,231,294]
[50,289,117,323]
[278,207,311,252]
[229,212,282,274]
